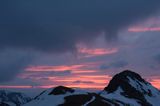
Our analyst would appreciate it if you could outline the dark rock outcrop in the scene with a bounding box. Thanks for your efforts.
[49,86,75,95]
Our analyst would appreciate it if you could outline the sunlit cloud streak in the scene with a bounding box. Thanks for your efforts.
[0,85,33,89]
[128,17,160,32]
[25,62,101,72]
[77,47,118,58]
[128,27,160,32]
[1,76,160,90]
[18,62,110,89]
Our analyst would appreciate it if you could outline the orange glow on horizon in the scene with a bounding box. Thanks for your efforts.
[149,79,160,89]
[0,85,105,90]
[1,78,160,90]
[18,60,160,91]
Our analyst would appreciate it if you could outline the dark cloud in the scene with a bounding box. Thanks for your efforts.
[0,49,34,82]
[26,70,72,77]
[73,80,95,84]
[0,0,160,52]
[153,54,160,63]
[1,0,160,83]
[150,53,160,70]
[100,60,128,70]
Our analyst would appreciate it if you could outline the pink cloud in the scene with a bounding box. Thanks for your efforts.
[25,62,101,72]
[128,27,160,32]
[128,17,160,32]
[77,47,118,58]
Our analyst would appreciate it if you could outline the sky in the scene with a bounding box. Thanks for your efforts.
[1,1,160,91]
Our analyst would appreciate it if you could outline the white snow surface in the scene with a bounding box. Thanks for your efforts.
[0,90,31,105]
[23,88,88,106]
[127,76,160,106]
[127,77,159,94]
[100,76,160,106]
[101,87,140,106]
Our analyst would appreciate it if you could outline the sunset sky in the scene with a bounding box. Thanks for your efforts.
[1,1,160,91]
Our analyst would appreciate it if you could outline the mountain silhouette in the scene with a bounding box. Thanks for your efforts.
[1,70,160,106]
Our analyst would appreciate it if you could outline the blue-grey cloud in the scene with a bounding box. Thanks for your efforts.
[153,54,160,63]
[1,0,160,83]
[0,49,34,82]
[26,70,72,78]
[73,80,95,84]
[0,0,160,52]
[100,60,128,70]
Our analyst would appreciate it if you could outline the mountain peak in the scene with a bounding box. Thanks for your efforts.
[103,70,160,106]
[104,70,147,93]
[115,70,145,82]
[49,86,75,95]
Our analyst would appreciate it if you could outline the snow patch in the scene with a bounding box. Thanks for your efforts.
[101,87,140,106]
[24,88,88,106]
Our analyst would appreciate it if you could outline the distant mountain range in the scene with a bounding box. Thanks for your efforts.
[1,70,160,106]
[0,90,31,106]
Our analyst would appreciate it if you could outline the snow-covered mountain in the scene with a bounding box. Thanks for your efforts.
[0,90,31,106]
[101,70,160,106]
[24,86,88,106]
[2,70,160,106]
[23,86,119,106]
[24,70,160,106]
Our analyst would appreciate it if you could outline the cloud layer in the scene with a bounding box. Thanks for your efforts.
[0,0,160,52]
[0,1,160,83]
[0,49,34,82]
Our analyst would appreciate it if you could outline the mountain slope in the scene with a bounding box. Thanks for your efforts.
[24,86,122,106]
[0,90,31,106]
[101,70,160,106]
[24,86,89,106]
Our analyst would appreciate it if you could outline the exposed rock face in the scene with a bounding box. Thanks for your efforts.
[104,70,147,93]
[49,86,75,95]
